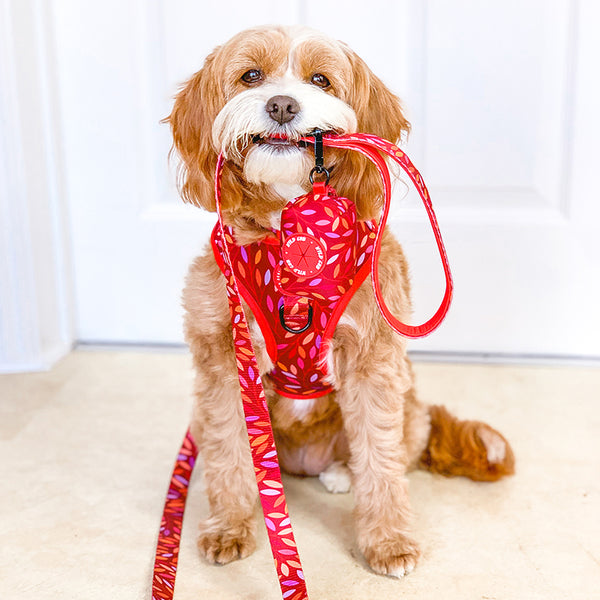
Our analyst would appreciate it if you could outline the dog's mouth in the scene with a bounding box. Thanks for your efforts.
[251,131,337,150]
[252,134,299,149]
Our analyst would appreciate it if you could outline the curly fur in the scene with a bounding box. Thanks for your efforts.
[168,25,514,578]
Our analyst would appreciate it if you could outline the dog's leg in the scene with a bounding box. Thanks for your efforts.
[184,254,262,565]
[190,357,258,565]
[334,357,421,578]
[190,358,258,565]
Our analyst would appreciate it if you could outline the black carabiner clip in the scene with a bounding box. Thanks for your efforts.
[313,129,324,169]
[309,129,330,185]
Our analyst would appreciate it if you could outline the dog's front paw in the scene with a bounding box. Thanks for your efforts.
[363,536,421,578]
[197,519,256,565]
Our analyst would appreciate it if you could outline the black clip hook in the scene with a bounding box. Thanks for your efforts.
[314,129,324,169]
[309,129,330,185]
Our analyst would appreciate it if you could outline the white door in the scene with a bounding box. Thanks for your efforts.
[51,0,600,358]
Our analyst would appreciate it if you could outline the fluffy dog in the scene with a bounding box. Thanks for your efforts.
[168,25,514,578]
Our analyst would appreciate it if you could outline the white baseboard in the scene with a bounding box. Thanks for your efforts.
[409,350,600,368]
[0,341,73,374]
[74,342,600,368]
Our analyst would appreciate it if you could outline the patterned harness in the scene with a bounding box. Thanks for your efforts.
[211,183,377,399]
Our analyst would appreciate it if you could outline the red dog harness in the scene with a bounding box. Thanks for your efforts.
[152,133,453,600]
[211,185,377,399]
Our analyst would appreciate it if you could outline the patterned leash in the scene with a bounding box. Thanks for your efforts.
[152,430,198,599]
[151,133,452,600]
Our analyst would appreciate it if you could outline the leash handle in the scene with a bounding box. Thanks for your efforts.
[302,133,453,338]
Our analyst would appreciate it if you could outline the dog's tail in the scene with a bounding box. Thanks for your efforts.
[418,405,515,482]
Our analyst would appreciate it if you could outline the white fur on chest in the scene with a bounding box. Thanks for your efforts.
[269,183,307,229]
[290,398,317,420]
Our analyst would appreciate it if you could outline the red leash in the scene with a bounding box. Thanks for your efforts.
[313,133,453,338]
[151,134,452,599]
[152,430,198,599]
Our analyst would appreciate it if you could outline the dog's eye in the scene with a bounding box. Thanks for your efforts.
[241,69,263,84]
[310,73,330,89]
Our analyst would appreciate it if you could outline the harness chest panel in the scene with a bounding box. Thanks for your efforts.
[211,211,376,399]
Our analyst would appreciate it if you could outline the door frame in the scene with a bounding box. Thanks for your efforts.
[0,0,74,373]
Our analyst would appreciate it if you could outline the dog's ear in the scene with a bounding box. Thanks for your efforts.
[333,45,411,220]
[166,49,225,212]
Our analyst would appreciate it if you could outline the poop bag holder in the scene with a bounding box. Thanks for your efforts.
[276,182,360,299]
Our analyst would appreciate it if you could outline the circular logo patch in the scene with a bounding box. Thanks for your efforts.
[282,233,326,278]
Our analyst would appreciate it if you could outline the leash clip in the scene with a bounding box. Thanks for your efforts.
[309,129,330,185]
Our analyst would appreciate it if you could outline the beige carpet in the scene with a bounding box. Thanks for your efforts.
[1,350,599,599]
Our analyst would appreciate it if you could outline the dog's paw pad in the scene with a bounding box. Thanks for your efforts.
[319,461,352,494]
[197,526,256,565]
[364,536,420,578]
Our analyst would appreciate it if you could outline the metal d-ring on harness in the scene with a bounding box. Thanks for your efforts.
[277,129,328,334]
[279,303,314,334]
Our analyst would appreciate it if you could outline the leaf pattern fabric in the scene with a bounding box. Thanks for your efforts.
[211,183,377,399]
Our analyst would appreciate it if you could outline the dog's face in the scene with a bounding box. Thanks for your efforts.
[169,26,410,222]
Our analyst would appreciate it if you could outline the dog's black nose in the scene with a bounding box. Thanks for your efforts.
[265,95,300,125]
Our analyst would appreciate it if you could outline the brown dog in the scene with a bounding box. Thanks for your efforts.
[167,25,514,578]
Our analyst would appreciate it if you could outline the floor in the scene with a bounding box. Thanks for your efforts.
[0,350,599,600]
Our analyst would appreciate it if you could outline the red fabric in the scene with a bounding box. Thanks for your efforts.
[309,133,454,338]
[211,184,376,399]
[151,430,198,600]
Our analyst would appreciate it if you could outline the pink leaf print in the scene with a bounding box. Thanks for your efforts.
[261,461,279,468]
[265,518,276,531]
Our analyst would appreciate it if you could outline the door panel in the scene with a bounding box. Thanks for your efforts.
[52,0,600,357]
